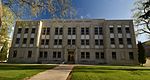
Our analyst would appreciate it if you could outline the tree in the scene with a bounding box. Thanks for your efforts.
[138,41,146,66]
[133,0,150,35]
[0,40,9,62]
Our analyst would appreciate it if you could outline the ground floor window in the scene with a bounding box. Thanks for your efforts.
[95,52,104,59]
[129,52,134,60]
[53,51,61,58]
[39,51,48,58]
[13,50,17,58]
[112,52,116,60]
[81,52,90,59]
[28,51,32,58]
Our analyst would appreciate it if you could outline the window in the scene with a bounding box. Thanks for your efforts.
[95,27,98,35]
[86,52,90,59]
[81,52,85,59]
[81,28,84,35]
[17,28,22,34]
[86,28,89,35]
[129,52,134,60]
[100,40,103,45]
[72,39,75,45]
[46,28,50,35]
[59,28,63,35]
[110,27,114,33]
[117,27,122,33]
[23,38,27,44]
[125,27,130,33]
[95,40,99,45]
[42,28,46,35]
[31,28,36,33]
[95,27,103,35]
[58,39,62,45]
[68,39,71,45]
[24,28,29,34]
[30,38,34,44]
[68,28,71,35]
[28,51,32,58]
[110,38,115,44]
[81,40,85,45]
[15,38,20,44]
[13,50,17,58]
[127,38,132,44]
[53,51,61,58]
[112,52,116,59]
[45,39,49,45]
[54,39,58,45]
[86,40,89,45]
[39,51,43,58]
[44,51,48,58]
[72,27,76,35]
[41,39,45,45]
[95,52,99,59]
[53,52,57,58]
[55,28,59,35]
[119,38,123,44]
[101,52,104,59]
[58,52,61,58]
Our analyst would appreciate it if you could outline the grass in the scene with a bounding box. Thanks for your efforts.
[0,64,56,80]
[71,66,150,80]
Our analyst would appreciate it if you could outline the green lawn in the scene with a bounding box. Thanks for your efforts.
[72,66,150,80]
[0,64,56,80]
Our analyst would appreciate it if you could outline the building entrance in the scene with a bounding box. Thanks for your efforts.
[68,51,75,63]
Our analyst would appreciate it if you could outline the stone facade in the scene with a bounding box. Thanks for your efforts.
[8,19,139,65]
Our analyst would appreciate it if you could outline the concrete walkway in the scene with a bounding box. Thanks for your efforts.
[27,64,74,80]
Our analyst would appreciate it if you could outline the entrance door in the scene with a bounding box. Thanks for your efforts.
[68,51,74,63]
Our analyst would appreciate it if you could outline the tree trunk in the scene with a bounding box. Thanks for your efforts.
[0,0,2,27]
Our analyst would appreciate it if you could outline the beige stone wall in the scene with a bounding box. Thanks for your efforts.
[8,19,139,65]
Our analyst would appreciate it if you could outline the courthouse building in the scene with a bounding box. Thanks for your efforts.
[8,19,138,65]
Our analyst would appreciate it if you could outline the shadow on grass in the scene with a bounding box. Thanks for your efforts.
[0,65,56,70]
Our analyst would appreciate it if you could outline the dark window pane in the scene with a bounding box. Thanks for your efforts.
[59,39,62,45]
[95,39,99,45]
[119,38,123,44]
[100,40,103,45]
[58,52,61,58]
[13,50,17,58]
[55,28,59,35]
[86,40,89,45]
[24,28,29,34]
[68,28,71,35]
[81,40,85,45]
[86,52,90,59]
[127,38,132,44]
[42,28,46,35]
[86,28,89,35]
[112,52,116,59]
[81,52,85,59]
[30,38,34,44]
[110,38,115,44]
[23,38,27,44]
[46,28,50,35]
[41,39,45,45]
[15,38,20,44]
[31,28,36,33]
[59,28,63,35]
[72,27,76,35]
[28,51,32,58]
[99,27,103,34]
[68,39,71,45]
[54,39,58,45]
[53,52,57,58]
[45,39,49,45]
[95,52,99,59]
[101,52,104,59]
[17,28,22,34]
[72,39,75,45]
[44,51,48,58]
[81,28,84,35]
[118,27,122,33]
[95,27,98,35]
[129,52,134,60]
[110,27,114,33]
[39,51,43,58]
[125,27,130,33]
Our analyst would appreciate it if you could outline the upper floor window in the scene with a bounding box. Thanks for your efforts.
[125,27,130,33]
[45,39,49,45]
[127,38,132,44]
[118,38,123,44]
[68,39,76,45]
[110,38,115,44]
[31,28,36,33]
[81,27,89,35]
[117,27,122,33]
[24,28,29,34]
[17,28,22,34]
[15,38,20,44]
[46,28,50,35]
[95,39,103,45]
[30,38,34,44]
[81,39,89,45]
[109,27,114,33]
[23,38,27,44]
[55,27,63,35]
[42,28,46,35]
[95,27,103,35]
[54,39,62,45]
[41,39,45,45]
[68,27,76,35]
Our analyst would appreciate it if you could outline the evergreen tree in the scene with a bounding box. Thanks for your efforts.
[138,41,146,66]
[0,40,9,62]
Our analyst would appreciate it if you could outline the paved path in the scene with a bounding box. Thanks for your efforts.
[27,64,74,80]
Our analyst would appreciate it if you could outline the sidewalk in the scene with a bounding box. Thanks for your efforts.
[27,64,74,80]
